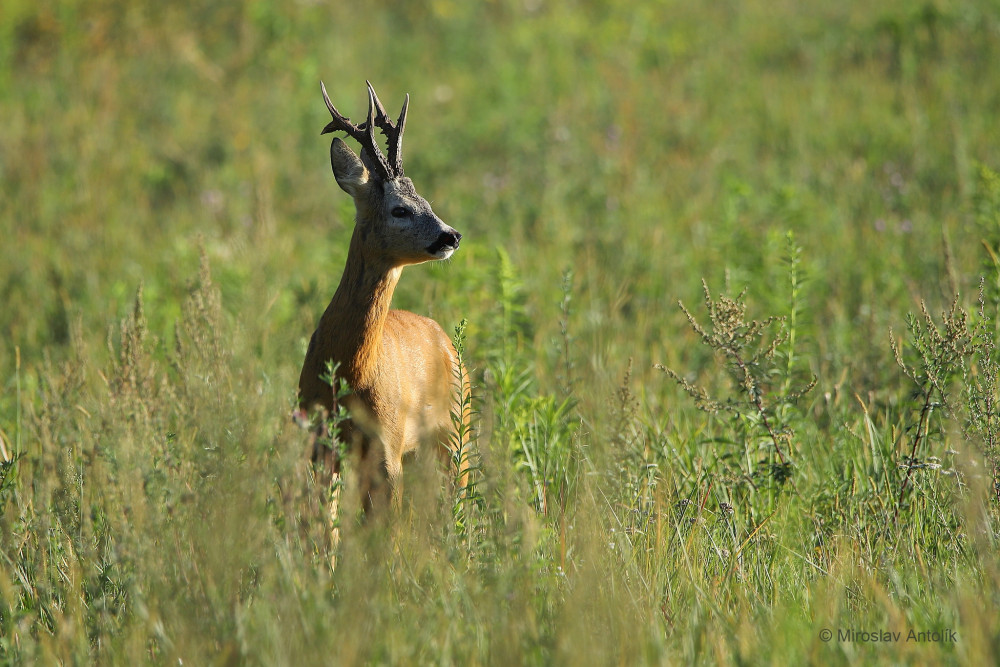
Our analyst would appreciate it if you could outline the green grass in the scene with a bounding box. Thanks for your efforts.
[2,0,1000,663]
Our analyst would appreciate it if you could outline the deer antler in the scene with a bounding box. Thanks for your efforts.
[320,81,407,180]
[366,82,408,178]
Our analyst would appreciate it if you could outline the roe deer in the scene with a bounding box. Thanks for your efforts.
[296,81,469,521]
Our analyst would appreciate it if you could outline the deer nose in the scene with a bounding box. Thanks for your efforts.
[439,230,461,248]
[426,230,462,256]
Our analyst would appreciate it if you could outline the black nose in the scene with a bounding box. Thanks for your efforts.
[427,230,462,255]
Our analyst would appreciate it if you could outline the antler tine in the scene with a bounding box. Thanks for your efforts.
[366,81,407,177]
[320,81,361,137]
[363,84,393,179]
[388,94,408,177]
[366,80,392,129]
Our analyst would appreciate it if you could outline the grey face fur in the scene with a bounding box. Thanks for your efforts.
[330,137,461,266]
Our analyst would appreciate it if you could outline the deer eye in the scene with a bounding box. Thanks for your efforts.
[391,206,411,218]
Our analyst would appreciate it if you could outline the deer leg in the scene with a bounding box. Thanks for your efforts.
[306,409,342,486]
[385,454,403,512]
[358,436,396,515]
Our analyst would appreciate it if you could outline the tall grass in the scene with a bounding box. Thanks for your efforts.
[3,0,1000,663]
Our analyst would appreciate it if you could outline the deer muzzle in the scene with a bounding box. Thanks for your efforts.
[426,230,462,256]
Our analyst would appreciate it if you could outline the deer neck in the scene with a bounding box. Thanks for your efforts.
[320,226,401,388]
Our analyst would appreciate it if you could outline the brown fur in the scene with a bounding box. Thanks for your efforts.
[298,136,469,519]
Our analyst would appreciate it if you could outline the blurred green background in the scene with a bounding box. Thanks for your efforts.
[4,0,996,392]
[2,0,999,663]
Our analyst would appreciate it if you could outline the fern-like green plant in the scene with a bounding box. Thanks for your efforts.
[449,318,484,539]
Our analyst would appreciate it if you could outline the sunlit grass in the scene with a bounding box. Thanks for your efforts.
[2,0,1000,663]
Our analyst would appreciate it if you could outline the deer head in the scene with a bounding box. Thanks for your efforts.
[321,81,461,266]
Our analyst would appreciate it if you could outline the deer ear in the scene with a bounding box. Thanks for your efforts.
[330,137,369,197]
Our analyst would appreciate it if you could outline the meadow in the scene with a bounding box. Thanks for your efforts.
[2,0,1000,663]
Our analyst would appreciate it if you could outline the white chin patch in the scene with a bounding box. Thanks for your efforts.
[433,247,456,260]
